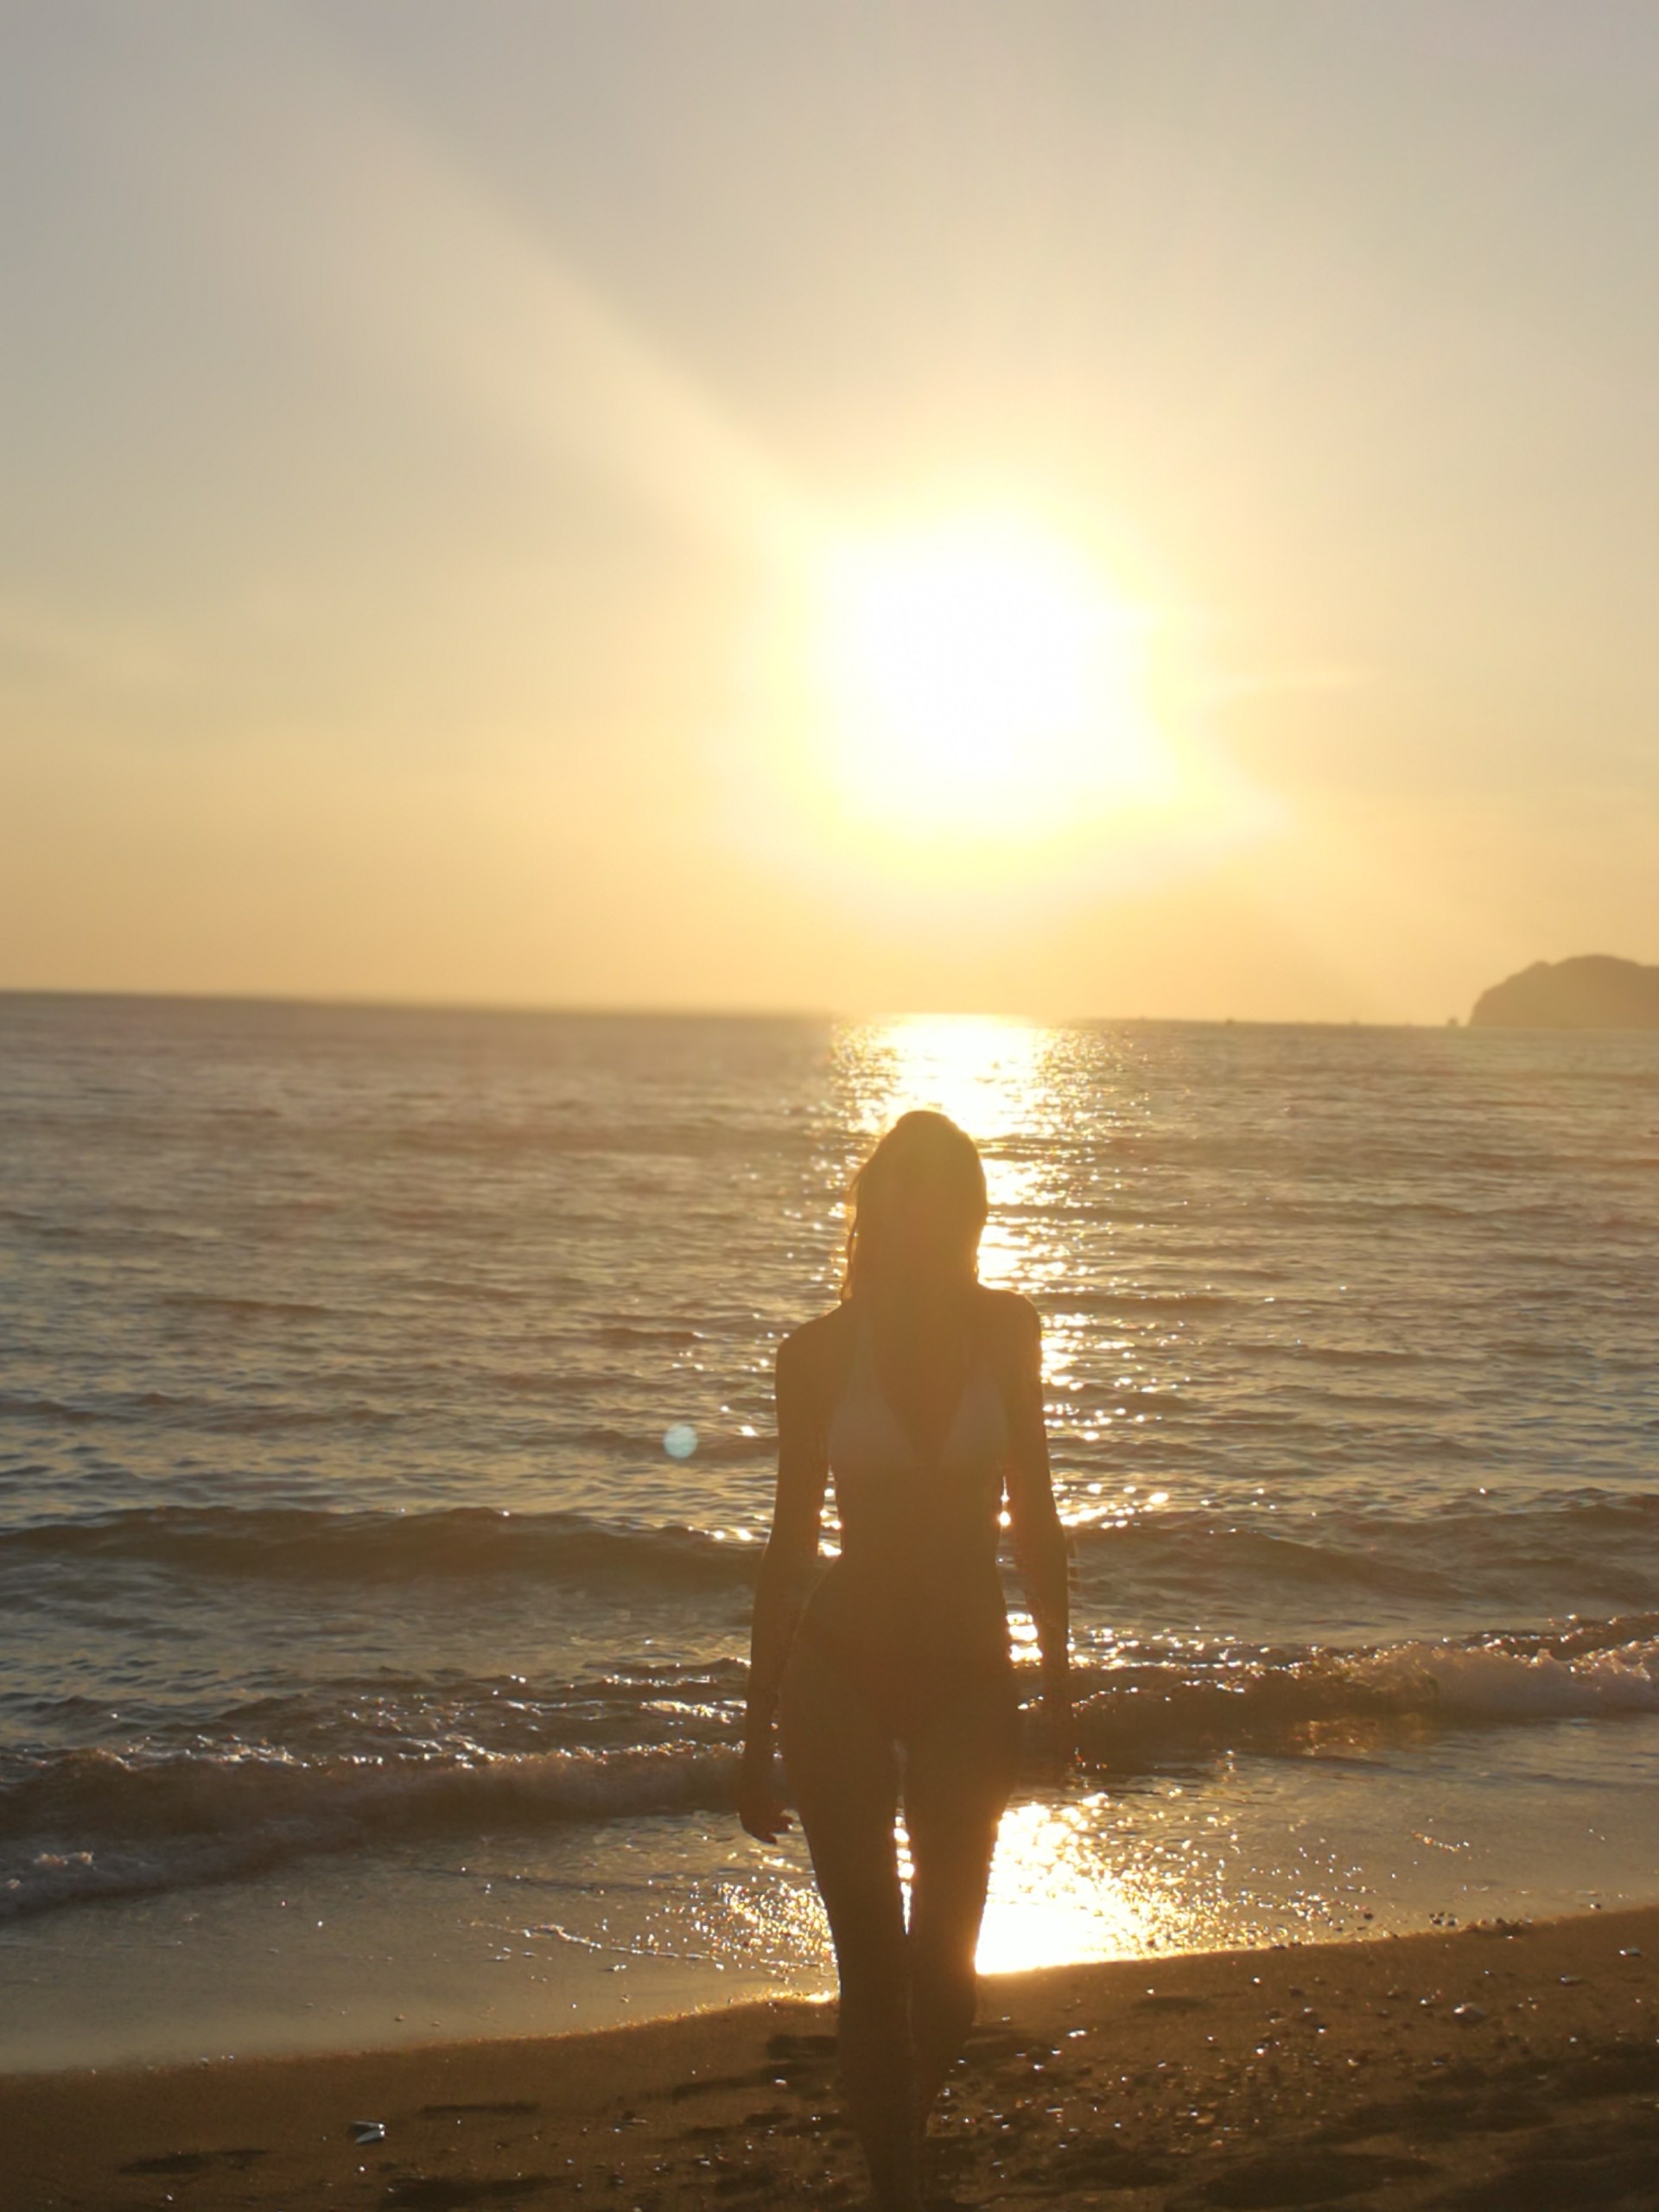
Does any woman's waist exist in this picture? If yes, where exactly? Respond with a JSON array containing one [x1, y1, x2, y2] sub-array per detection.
[[830, 1526, 1003, 1582], [804, 1557, 1008, 1648]]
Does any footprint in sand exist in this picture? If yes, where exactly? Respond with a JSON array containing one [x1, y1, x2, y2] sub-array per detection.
[[118, 2148, 268, 2177]]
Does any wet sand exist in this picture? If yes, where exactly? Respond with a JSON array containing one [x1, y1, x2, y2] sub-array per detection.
[[5, 1904, 1657, 2210]]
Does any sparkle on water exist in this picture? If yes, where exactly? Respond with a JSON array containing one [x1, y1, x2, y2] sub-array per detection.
[[836, 1012, 1077, 1301], [818, 1014, 1185, 1972], [975, 1798, 1171, 1974], [714, 1796, 1211, 1980]]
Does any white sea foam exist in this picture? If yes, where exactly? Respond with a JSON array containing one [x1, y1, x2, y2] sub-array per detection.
[[1362, 1637, 1659, 1718]]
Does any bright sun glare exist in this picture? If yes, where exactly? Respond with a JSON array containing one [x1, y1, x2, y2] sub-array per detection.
[[816, 515, 1173, 842]]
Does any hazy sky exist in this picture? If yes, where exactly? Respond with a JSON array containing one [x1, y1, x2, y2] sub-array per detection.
[[3, 1, 1656, 1021]]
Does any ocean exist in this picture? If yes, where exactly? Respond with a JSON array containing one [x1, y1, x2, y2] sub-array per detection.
[[3, 992, 1657, 2072]]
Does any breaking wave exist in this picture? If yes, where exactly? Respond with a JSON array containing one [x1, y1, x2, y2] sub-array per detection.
[[3, 1618, 1655, 1923]]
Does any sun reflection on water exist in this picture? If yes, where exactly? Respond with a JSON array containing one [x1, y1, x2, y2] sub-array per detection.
[[831, 1013, 1068, 1289], [839, 1014, 1047, 1146], [707, 1767, 1385, 1995], [810, 1015, 1206, 1978], [717, 1797, 1173, 1982], [828, 1013, 1147, 1426], [975, 1796, 1166, 1974]]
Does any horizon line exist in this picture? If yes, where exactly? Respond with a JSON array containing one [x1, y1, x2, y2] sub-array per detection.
[[0, 982, 1460, 1029]]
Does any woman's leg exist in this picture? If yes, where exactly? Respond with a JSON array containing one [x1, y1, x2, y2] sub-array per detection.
[[900, 1680, 1021, 2125], [779, 1638, 921, 2210]]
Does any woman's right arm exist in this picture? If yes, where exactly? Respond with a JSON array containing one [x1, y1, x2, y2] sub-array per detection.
[[738, 1326, 830, 1842], [1003, 1297, 1073, 1761]]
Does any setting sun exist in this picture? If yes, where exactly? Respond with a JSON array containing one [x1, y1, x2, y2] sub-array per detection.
[[813, 515, 1174, 842]]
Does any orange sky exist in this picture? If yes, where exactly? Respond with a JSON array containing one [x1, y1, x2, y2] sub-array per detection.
[[3, 3, 1656, 1021]]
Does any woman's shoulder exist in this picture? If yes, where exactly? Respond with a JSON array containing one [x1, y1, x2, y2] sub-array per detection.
[[974, 1286, 1042, 1341], [973, 1288, 1042, 1386], [775, 1302, 856, 1380]]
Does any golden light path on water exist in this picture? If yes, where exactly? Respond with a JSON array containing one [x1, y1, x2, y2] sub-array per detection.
[[731, 1792, 1250, 1981], [974, 1799, 1173, 1974], [831, 1009, 1100, 1421], [840, 1013, 1049, 1170], [823, 1012, 1171, 1975]]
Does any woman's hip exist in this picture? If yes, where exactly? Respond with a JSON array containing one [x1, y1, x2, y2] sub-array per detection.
[[782, 1611, 1016, 1751]]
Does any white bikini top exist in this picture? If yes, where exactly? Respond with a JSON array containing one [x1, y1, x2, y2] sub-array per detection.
[[827, 1304, 1009, 1503]]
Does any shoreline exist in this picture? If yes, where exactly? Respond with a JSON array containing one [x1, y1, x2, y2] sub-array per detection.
[[8, 1904, 1658, 2210]]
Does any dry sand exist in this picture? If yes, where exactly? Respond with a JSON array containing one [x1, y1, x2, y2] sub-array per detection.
[[5, 1904, 1657, 2210]]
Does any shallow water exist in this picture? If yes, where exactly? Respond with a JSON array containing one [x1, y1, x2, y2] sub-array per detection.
[[3, 994, 1657, 2065]]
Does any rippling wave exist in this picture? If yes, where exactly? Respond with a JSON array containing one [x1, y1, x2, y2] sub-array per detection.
[[4, 1494, 1657, 1616]]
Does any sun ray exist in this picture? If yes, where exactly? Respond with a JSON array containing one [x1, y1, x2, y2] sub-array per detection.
[[181, 6, 810, 563]]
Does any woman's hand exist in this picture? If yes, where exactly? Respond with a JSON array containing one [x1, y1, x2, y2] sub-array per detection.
[[1029, 1688, 1076, 1776], [737, 1738, 792, 1843]]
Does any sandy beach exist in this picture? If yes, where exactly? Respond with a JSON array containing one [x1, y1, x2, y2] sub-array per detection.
[[6, 1904, 1657, 2211]]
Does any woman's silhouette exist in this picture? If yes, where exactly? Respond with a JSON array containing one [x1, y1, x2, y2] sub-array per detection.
[[739, 1109, 1071, 2211]]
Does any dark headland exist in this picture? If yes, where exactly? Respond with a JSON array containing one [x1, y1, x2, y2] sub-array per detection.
[[1471, 953, 1659, 1029]]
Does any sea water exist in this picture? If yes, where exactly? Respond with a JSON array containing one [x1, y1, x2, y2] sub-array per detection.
[[2, 994, 1657, 2069]]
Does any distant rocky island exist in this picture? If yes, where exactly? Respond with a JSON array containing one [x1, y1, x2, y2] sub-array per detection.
[[1471, 954, 1659, 1029]]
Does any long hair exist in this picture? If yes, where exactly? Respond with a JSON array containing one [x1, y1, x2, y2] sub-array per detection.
[[839, 1109, 988, 1300]]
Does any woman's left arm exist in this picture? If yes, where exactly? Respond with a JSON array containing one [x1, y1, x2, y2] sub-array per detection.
[[738, 1327, 830, 1842], [1003, 1296, 1073, 1760]]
